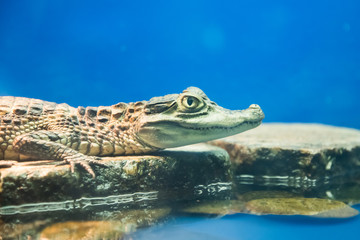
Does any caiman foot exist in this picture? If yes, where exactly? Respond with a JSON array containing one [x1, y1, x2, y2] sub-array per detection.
[[59, 154, 108, 178]]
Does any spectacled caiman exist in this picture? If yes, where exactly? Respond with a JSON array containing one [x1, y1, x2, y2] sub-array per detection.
[[0, 87, 264, 177]]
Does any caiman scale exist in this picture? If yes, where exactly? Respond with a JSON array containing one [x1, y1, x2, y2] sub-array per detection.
[[0, 87, 264, 177]]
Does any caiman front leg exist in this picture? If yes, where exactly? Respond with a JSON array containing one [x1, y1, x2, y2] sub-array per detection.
[[13, 130, 106, 178]]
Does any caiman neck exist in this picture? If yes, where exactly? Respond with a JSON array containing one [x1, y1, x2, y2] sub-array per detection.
[[108, 101, 162, 154]]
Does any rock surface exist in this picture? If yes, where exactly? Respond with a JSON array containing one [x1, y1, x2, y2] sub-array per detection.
[[38, 207, 170, 240], [0, 144, 231, 207], [1, 207, 171, 239], [39, 221, 127, 240], [180, 190, 359, 218], [238, 190, 300, 202], [245, 197, 359, 218], [210, 123, 360, 188], [181, 200, 245, 216]]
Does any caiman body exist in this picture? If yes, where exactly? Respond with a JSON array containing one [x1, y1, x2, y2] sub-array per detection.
[[0, 87, 264, 177]]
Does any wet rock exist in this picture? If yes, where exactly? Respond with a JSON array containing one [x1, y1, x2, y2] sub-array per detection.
[[39, 207, 171, 240], [0, 144, 231, 207], [179, 191, 358, 219], [39, 221, 127, 240], [181, 191, 300, 216], [238, 190, 301, 202], [1, 206, 171, 239], [245, 197, 359, 218], [181, 200, 246, 216], [109, 207, 171, 226], [210, 123, 360, 188]]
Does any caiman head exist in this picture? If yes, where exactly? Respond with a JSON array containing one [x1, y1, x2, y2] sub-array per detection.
[[135, 87, 264, 149]]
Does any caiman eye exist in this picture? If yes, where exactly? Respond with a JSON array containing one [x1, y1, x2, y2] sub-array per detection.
[[183, 96, 198, 108], [181, 95, 203, 111]]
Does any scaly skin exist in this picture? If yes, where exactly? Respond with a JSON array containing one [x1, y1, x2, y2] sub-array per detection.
[[0, 87, 264, 177]]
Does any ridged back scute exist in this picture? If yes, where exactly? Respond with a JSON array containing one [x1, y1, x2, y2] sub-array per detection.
[[54, 103, 71, 113], [12, 97, 28, 115], [77, 106, 86, 117], [97, 106, 112, 124], [85, 107, 98, 120], [111, 102, 128, 121], [42, 101, 58, 114], [0, 96, 61, 116], [134, 101, 145, 112], [28, 99, 44, 115], [121, 101, 146, 124], [0, 96, 18, 115], [76, 102, 129, 127]]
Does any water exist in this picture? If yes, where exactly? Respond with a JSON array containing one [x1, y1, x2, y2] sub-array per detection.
[[128, 209, 360, 240], [2, 179, 360, 239], [1, 1, 360, 239]]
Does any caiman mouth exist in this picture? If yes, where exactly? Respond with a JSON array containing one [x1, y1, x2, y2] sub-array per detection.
[[179, 120, 262, 131], [137, 119, 263, 149], [141, 119, 262, 132]]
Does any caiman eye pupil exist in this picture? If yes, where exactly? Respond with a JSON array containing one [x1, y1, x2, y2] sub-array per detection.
[[187, 97, 194, 106]]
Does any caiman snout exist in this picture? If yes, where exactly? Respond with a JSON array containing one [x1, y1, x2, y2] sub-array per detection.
[[236, 104, 265, 124], [248, 104, 265, 120]]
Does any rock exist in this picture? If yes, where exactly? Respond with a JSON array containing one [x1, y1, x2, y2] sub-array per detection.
[[38, 207, 171, 240], [39, 221, 127, 240], [1, 207, 171, 239], [238, 190, 301, 202], [181, 200, 245, 216], [180, 192, 359, 219], [181, 191, 300, 216], [109, 207, 171, 227], [0, 144, 231, 207], [245, 197, 359, 218], [210, 123, 360, 188]]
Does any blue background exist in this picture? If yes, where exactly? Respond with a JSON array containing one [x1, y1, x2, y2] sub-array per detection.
[[0, 0, 359, 129]]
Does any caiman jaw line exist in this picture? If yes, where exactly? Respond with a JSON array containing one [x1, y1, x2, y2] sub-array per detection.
[[181, 121, 259, 131]]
